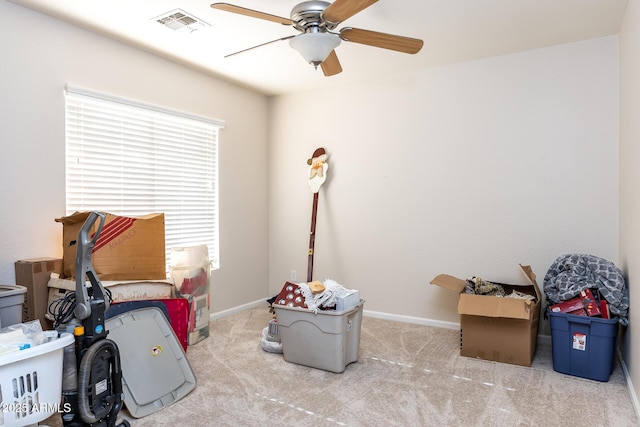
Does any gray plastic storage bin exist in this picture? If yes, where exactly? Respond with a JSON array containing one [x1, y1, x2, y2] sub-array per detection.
[[273, 300, 364, 373], [0, 285, 27, 328]]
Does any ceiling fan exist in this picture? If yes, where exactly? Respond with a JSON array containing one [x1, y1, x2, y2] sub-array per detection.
[[210, 0, 424, 76]]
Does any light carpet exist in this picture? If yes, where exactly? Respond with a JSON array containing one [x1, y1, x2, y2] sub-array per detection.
[[43, 305, 638, 427]]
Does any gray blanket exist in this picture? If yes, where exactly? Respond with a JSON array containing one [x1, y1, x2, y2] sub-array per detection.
[[543, 254, 629, 325]]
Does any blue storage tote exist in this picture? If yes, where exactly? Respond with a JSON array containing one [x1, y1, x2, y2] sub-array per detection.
[[548, 308, 618, 382]]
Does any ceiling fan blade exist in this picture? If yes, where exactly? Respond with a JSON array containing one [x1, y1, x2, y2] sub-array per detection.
[[210, 3, 294, 26], [225, 35, 295, 58], [340, 27, 423, 54], [323, 0, 378, 24], [321, 50, 342, 76]]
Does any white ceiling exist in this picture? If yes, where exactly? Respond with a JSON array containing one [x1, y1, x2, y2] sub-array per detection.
[[10, 0, 629, 96]]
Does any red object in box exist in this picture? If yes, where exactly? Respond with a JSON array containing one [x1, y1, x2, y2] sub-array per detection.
[[600, 300, 610, 319], [549, 289, 602, 318], [274, 282, 307, 308], [178, 268, 208, 296], [151, 298, 190, 352], [549, 298, 585, 315], [580, 289, 601, 317]]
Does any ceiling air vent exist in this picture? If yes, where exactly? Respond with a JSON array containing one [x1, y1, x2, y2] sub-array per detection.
[[155, 9, 210, 33]]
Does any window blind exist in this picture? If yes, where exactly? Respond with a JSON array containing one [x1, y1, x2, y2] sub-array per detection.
[[64, 85, 223, 271]]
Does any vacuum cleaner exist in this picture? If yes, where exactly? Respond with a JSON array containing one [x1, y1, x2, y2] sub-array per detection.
[[56, 211, 130, 427]]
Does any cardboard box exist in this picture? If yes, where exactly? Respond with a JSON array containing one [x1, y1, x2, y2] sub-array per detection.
[[56, 212, 166, 281], [430, 264, 541, 367], [14, 258, 62, 329]]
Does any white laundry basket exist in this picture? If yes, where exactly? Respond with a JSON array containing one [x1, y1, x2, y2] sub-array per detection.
[[0, 333, 73, 427]]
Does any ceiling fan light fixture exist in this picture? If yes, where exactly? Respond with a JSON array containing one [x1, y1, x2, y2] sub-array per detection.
[[289, 32, 341, 67]]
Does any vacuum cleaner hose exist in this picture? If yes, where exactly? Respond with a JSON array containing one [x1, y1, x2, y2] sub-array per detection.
[[77, 338, 123, 424]]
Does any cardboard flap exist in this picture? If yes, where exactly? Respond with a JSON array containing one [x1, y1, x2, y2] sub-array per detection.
[[519, 264, 541, 301], [55, 211, 92, 225], [56, 211, 163, 225], [430, 274, 466, 294], [458, 293, 535, 320]]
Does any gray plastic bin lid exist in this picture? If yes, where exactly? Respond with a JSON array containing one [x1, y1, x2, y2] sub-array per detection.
[[0, 285, 27, 329], [0, 284, 27, 297], [105, 307, 196, 418]]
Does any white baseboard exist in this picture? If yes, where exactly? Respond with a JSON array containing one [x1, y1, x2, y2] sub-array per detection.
[[209, 298, 266, 321], [362, 309, 460, 330], [621, 358, 640, 421]]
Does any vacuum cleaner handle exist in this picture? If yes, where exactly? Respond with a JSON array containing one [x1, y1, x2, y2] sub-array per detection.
[[74, 211, 106, 320], [83, 211, 105, 247]]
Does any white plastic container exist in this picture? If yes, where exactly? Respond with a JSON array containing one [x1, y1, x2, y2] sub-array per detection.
[[273, 300, 364, 373], [170, 245, 211, 345], [0, 333, 73, 426], [0, 285, 27, 329]]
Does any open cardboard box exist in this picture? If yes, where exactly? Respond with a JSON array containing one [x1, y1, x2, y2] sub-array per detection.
[[56, 211, 166, 281], [430, 264, 541, 367]]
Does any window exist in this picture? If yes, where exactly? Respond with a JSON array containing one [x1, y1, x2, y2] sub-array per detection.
[[64, 85, 224, 271]]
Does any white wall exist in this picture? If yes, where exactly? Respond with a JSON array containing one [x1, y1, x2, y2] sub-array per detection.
[[269, 37, 620, 331], [618, 0, 640, 413], [0, 1, 270, 313]]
